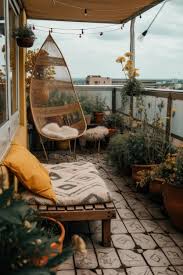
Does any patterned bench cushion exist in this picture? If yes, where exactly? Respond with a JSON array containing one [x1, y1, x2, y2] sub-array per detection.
[[22, 161, 111, 206]]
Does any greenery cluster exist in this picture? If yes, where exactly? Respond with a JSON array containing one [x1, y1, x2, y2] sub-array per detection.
[[78, 94, 95, 115], [13, 25, 35, 39], [0, 187, 72, 275], [104, 113, 124, 129], [47, 91, 74, 107], [121, 78, 144, 97], [94, 96, 106, 112], [107, 129, 176, 173]]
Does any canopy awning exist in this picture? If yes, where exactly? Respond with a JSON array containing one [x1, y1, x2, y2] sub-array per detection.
[[19, 0, 164, 23]]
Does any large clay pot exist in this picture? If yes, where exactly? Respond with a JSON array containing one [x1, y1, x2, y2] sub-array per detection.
[[33, 217, 65, 267], [149, 178, 165, 201], [132, 164, 157, 183], [93, 112, 104, 124], [163, 183, 183, 230]]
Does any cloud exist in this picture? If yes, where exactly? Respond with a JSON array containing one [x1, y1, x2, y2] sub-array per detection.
[[28, 0, 183, 79]]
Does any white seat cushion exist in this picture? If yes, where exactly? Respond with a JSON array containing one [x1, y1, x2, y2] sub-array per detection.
[[22, 161, 111, 206]]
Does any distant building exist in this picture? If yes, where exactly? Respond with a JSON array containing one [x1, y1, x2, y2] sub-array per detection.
[[86, 75, 112, 85]]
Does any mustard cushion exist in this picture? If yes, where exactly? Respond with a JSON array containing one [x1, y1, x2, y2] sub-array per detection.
[[3, 144, 56, 202]]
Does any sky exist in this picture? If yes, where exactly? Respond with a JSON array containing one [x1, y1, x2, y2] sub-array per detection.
[[29, 0, 183, 80]]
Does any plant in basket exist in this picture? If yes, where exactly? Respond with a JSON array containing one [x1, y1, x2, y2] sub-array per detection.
[[13, 25, 36, 48], [116, 52, 144, 98]]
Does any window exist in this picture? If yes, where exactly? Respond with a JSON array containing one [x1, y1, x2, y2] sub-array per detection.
[[0, 0, 20, 159], [0, 0, 7, 126], [9, 2, 19, 114]]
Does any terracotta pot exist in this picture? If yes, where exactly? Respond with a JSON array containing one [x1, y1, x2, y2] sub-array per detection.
[[85, 114, 92, 125], [33, 217, 65, 267], [132, 164, 157, 183], [56, 140, 70, 150], [149, 178, 165, 201], [108, 128, 118, 136], [16, 36, 35, 48], [163, 183, 183, 230], [93, 112, 104, 124]]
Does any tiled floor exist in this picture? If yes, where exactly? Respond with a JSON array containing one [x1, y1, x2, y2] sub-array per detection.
[[37, 151, 183, 275]]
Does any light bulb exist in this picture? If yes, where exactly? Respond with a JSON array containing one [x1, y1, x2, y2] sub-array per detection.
[[137, 30, 148, 42]]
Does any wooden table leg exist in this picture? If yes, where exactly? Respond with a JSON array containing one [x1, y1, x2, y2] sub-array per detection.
[[102, 219, 111, 247]]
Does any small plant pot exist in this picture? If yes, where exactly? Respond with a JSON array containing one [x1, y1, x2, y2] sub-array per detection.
[[132, 164, 157, 183], [16, 36, 35, 48], [85, 114, 92, 125], [93, 112, 104, 124], [56, 140, 70, 150], [108, 128, 118, 136], [163, 183, 183, 230], [33, 217, 65, 267]]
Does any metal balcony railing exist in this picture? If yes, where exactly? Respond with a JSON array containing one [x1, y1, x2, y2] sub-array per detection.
[[74, 84, 183, 143]]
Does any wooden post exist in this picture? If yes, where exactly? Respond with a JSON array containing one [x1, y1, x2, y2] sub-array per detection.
[[129, 18, 136, 124], [166, 93, 172, 142], [102, 219, 111, 247], [112, 88, 116, 113]]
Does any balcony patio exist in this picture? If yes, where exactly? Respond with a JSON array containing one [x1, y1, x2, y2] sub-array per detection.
[[1, 0, 183, 274], [32, 150, 183, 275]]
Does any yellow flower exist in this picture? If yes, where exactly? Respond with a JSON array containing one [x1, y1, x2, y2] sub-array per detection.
[[124, 52, 133, 57], [116, 56, 126, 63], [126, 60, 133, 65], [134, 72, 140, 77]]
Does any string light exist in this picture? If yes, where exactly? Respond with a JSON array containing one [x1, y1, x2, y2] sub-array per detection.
[[140, 14, 142, 19], [32, 25, 122, 37], [84, 8, 87, 16], [138, 0, 168, 42]]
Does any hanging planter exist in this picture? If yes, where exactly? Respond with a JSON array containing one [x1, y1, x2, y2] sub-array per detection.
[[13, 25, 36, 48]]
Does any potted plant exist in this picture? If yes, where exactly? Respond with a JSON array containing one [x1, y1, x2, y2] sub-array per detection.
[[79, 94, 95, 125], [0, 187, 72, 274], [107, 133, 132, 175], [116, 52, 144, 97], [13, 25, 36, 48], [104, 113, 124, 135], [160, 149, 183, 230], [93, 96, 106, 124]]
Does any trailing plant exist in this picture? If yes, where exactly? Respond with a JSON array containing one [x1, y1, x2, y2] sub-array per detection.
[[13, 25, 35, 39], [0, 186, 73, 275]]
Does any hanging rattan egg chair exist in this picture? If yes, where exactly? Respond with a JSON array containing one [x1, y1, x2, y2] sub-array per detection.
[[30, 34, 86, 159]]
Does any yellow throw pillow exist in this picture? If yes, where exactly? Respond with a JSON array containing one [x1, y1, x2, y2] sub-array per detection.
[[3, 144, 56, 202]]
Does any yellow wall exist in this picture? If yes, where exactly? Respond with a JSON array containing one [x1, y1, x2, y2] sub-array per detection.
[[13, 9, 27, 148]]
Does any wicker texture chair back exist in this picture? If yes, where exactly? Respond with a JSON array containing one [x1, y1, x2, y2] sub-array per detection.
[[30, 34, 86, 141]]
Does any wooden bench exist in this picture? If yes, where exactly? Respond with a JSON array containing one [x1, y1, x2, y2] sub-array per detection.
[[31, 202, 116, 247], [0, 165, 116, 247]]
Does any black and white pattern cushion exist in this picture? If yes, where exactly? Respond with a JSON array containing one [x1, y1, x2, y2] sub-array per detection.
[[22, 162, 111, 206]]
